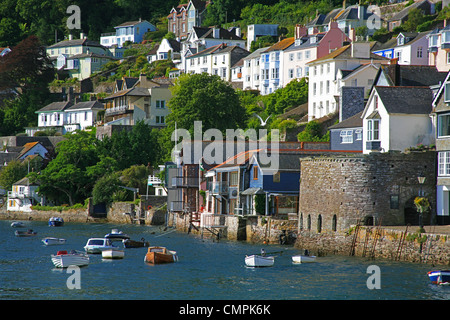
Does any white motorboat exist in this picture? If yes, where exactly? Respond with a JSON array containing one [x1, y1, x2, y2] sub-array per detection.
[[84, 238, 117, 254], [11, 221, 25, 228], [292, 255, 316, 263], [104, 229, 130, 241], [42, 237, 67, 246], [51, 250, 89, 268], [245, 255, 275, 267], [102, 248, 125, 259], [48, 217, 64, 227]]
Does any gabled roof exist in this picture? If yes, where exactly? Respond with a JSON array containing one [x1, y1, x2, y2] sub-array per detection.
[[308, 43, 389, 64], [13, 177, 38, 186], [375, 86, 433, 114], [115, 20, 153, 28], [17, 142, 44, 159], [103, 87, 150, 100], [264, 37, 295, 52], [191, 26, 244, 41], [375, 64, 446, 87]]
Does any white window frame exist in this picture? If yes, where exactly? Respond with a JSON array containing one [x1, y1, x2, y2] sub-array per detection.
[[367, 119, 380, 141], [439, 151, 450, 176]]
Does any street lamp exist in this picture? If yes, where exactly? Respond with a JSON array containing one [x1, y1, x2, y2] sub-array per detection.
[[417, 176, 426, 229]]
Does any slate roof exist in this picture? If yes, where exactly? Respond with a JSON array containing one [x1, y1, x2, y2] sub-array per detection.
[[308, 44, 389, 64], [47, 38, 104, 49], [65, 101, 105, 111], [37, 101, 73, 113], [376, 86, 433, 114], [375, 64, 447, 87], [329, 111, 363, 129], [103, 87, 151, 100], [191, 27, 244, 41], [390, 0, 431, 21]]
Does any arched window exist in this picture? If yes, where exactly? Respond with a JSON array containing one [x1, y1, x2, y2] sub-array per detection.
[[317, 214, 322, 233]]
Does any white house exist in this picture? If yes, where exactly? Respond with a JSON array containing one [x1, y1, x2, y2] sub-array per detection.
[[7, 177, 43, 212], [185, 43, 250, 81], [147, 38, 181, 64], [241, 47, 270, 91], [307, 42, 389, 121], [259, 37, 295, 95], [32, 100, 104, 135], [246, 24, 278, 51], [100, 19, 157, 48], [362, 86, 434, 154]]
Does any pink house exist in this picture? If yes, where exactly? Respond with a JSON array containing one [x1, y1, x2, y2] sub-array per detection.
[[282, 21, 351, 85]]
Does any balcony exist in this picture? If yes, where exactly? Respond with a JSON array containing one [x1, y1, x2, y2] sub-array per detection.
[[212, 182, 229, 195], [169, 201, 197, 212], [171, 176, 199, 188], [105, 105, 131, 115]]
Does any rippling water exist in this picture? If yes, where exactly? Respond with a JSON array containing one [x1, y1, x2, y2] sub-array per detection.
[[0, 220, 448, 301]]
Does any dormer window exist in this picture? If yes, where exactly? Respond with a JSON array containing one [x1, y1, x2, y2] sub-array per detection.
[[443, 31, 450, 44], [429, 35, 439, 47], [397, 36, 404, 46], [310, 36, 316, 44], [445, 82, 450, 102]]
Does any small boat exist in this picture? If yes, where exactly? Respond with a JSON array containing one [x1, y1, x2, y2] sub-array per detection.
[[48, 217, 64, 227], [11, 221, 25, 228], [123, 238, 149, 248], [15, 229, 37, 237], [245, 255, 275, 267], [51, 250, 89, 268], [84, 238, 117, 254], [42, 237, 67, 246], [427, 270, 450, 285], [104, 229, 130, 240], [144, 246, 178, 264], [102, 248, 125, 259], [292, 255, 316, 263]]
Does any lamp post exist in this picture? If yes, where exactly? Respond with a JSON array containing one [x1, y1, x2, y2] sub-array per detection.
[[417, 176, 426, 228]]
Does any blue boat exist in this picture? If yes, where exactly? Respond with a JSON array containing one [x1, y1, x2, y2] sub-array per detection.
[[48, 217, 64, 227], [427, 270, 450, 285]]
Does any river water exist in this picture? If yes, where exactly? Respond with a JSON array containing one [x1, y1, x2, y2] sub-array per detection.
[[0, 220, 448, 302]]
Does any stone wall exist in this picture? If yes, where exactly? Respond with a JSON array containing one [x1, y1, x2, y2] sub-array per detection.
[[299, 151, 437, 233], [294, 226, 450, 266], [0, 207, 94, 223]]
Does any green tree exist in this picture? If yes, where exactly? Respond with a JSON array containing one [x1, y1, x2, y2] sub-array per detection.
[[92, 172, 121, 205], [0, 160, 27, 193], [297, 120, 329, 142], [35, 130, 100, 205]]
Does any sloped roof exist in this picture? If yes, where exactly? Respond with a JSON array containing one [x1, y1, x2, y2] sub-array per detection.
[[376, 64, 447, 87], [390, 0, 431, 21], [308, 43, 389, 64], [264, 37, 295, 52], [65, 101, 104, 111], [37, 101, 73, 113], [329, 111, 363, 129], [48, 38, 104, 49], [376, 86, 433, 114]]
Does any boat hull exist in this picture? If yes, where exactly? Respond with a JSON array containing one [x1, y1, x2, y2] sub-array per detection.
[[245, 255, 274, 267], [42, 237, 66, 246], [292, 255, 316, 263], [48, 217, 64, 227], [123, 239, 149, 248], [144, 247, 177, 264], [11, 222, 25, 228], [428, 270, 450, 285], [15, 230, 37, 237], [51, 251, 89, 268], [102, 249, 125, 259]]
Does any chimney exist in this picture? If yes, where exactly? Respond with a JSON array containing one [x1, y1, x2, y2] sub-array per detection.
[[295, 24, 307, 39], [343, 0, 346, 8], [235, 27, 241, 38], [351, 42, 370, 58], [68, 34, 73, 41], [328, 21, 338, 30], [349, 28, 356, 42], [358, 5, 366, 21], [68, 87, 74, 102], [80, 32, 86, 39]]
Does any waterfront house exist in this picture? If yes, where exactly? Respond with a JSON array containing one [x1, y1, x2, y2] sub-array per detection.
[[427, 22, 450, 72], [167, 0, 209, 41], [329, 111, 364, 152], [7, 177, 43, 212], [184, 44, 250, 82], [281, 22, 351, 90], [180, 26, 245, 72], [259, 37, 295, 95], [431, 71, 450, 224], [372, 32, 429, 65], [307, 42, 389, 121], [32, 99, 104, 135], [100, 19, 157, 48], [102, 74, 172, 127], [362, 86, 434, 154], [147, 38, 181, 64]]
